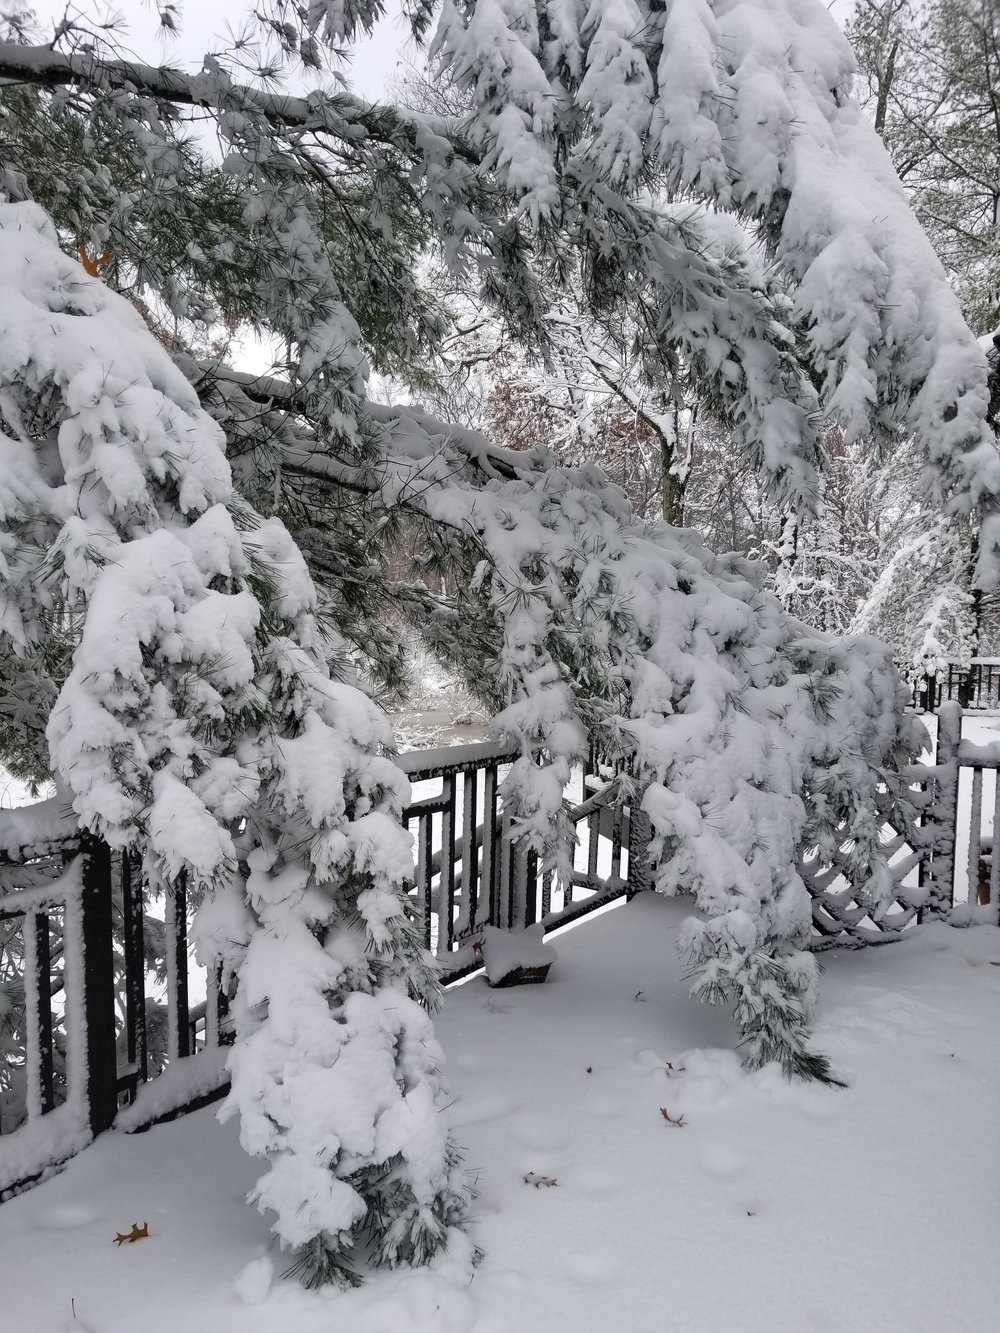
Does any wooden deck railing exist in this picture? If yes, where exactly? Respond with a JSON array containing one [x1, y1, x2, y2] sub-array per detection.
[[0, 745, 649, 1197], [4, 713, 995, 1201], [914, 660, 1000, 712], [397, 742, 650, 982], [0, 820, 232, 1200]]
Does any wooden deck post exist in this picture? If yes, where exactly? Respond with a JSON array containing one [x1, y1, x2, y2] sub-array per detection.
[[168, 869, 191, 1060], [122, 850, 148, 1089], [80, 833, 118, 1137], [925, 702, 961, 919]]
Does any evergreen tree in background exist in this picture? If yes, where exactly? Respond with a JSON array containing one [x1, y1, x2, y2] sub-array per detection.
[[844, 0, 1000, 659]]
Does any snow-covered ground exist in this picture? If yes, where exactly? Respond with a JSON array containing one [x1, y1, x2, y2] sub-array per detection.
[[2, 893, 998, 1333]]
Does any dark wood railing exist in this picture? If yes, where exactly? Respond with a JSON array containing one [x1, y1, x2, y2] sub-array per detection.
[[397, 742, 650, 982], [0, 745, 648, 1198], [0, 834, 112, 1192], [915, 660, 1000, 712], [0, 821, 231, 1200]]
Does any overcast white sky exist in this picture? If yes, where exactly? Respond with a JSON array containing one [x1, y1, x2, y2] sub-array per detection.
[[30, 0, 419, 101]]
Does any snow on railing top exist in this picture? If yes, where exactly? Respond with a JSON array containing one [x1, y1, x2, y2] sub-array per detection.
[[957, 740, 1000, 767], [0, 854, 81, 919], [0, 796, 77, 859], [395, 738, 517, 780]]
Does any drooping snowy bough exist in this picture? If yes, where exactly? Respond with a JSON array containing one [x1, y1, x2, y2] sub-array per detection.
[[0, 202, 468, 1286], [431, 0, 1000, 559], [192, 362, 927, 1082], [360, 409, 929, 1080]]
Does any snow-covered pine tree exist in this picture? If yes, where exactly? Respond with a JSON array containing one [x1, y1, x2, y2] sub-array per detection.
[[386, 30, 1000, 657], [365, 410, 930, 1081], [3, 3, 990, 539], [0, 199, 468, 1285]]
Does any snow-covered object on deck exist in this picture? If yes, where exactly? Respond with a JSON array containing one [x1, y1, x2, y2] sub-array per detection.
[[478, 924, 557, 985], [0, 201, 468, 1283]]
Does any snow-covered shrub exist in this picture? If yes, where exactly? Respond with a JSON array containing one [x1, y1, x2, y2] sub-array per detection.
[[0, 201, 468, 1286]]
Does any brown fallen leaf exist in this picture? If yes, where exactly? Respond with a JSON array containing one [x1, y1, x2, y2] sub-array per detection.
[[113, 1222, 149, 1247], [660, 1107, 686, 1128], [78, 244, 114, 279]]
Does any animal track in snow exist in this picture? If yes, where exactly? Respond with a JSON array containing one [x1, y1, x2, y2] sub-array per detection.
[[583, 1096, 624, 1119], [449, 1093, 517, 1127], [630, 1047, 669, 1076], [508, 1111, 563, 1150], [33, 1203, 99, 1230]]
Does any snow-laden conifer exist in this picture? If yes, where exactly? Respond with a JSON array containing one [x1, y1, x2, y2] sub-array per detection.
[[352, 407, 926, 1081], [0, 199, 468, 1286]]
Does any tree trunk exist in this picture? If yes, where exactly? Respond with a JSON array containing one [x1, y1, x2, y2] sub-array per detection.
[[660, 402, 687, 527], [661, 458, 686, 527]]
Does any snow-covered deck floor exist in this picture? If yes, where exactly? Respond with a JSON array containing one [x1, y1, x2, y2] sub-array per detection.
[[3, 893, 999, 1333]]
